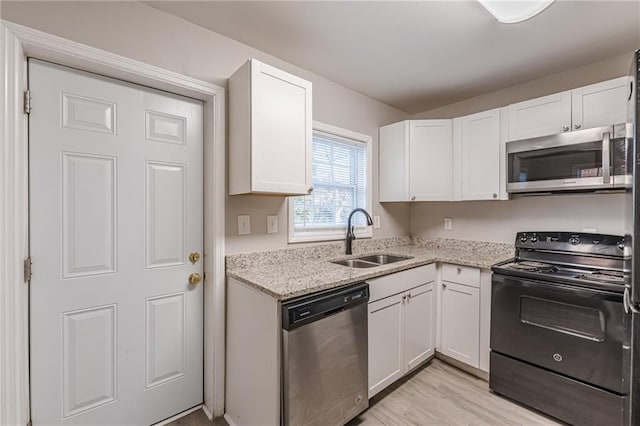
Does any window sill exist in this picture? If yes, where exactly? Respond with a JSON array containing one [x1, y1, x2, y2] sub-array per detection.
[[288, 228, 372, 244]]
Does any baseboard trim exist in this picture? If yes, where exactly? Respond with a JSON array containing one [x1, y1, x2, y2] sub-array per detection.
[[154, 404, 203, 426], [224, 413, 238, 426], [436, 351, 489, 381], [202, 404, 214, 420]]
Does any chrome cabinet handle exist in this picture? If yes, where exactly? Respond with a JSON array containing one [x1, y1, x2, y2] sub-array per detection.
[[457, 267, 462, 273], [308, 186, 314, 193], [562, 125, 570, 132], [492, 193, 497, 199], [402, 295, 407, 303], [411, 196, 416, 201], [442, 283, 447, 288], [574, 123, 582, 130]]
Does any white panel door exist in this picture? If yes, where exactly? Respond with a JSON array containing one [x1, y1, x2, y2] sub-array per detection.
[[508, 91, 572, 140], [368, 293, 404, 398], [440, 281, 480, 368], [572, 77, 630, 130], [409, 119, 453, 201], [403, 283, 435, 371], [29, 60, 204, 425], [460, 109, 501, 200]]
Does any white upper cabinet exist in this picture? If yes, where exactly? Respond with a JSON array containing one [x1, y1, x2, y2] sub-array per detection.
[[229, 59, 312, 195], [379, 119, 453, 202], [508, 77, 629, 141], [379, 121, 410, 202], [454, 109, 501, 201], [572, 77, 629, 130], [410, 120, 453, 201], [508, 91, 572, 141]]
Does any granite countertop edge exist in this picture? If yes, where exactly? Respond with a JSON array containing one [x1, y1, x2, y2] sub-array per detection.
[[226, 241, 514, 301]]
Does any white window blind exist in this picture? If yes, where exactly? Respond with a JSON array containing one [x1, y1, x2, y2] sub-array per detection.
[[291, 127, 370, 242]]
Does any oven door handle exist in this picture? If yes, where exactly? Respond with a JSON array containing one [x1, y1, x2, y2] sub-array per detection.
[[624, 287, 640, 314], [602, 131, 611, 184]]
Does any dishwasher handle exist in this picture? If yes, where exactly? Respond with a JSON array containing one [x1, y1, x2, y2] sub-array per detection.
[[282, 282, 369, 331]]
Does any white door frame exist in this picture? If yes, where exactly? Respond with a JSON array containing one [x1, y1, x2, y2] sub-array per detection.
[[0, 20, 226, 425]]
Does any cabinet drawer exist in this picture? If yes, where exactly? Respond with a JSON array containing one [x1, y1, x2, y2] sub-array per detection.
[[442, 264, 480, 288], [367, 264, 436, 303]]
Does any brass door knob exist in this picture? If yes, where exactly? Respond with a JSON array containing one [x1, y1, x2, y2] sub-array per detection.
[[188, 272, 202, 285], [189, 252, 201, 264]]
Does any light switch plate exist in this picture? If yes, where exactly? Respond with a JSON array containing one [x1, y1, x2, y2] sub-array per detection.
[[444, 217, 453, 230], [267, 215, 278, 234], [238, 215, 251, 235], [373, 216, 381, 229]]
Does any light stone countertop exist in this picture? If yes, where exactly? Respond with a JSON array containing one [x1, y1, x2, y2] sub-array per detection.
[[225, 237, 514, 301]]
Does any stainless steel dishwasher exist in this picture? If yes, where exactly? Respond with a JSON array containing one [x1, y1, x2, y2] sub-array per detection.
[[281, 282, 369, 426]]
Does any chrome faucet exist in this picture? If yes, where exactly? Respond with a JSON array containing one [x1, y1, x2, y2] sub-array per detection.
[[345, 208, 373, 255]]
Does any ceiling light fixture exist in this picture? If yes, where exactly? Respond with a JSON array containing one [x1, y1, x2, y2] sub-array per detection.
[[477, 0, 555, 24]]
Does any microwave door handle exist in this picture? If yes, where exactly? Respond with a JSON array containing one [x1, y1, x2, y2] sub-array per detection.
[[602, 131, 611, 184]]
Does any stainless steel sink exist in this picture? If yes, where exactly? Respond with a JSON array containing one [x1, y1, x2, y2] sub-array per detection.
[[331, 259, 380, 268], [331, 254, 413, 268], [357, 254, 412, 265]]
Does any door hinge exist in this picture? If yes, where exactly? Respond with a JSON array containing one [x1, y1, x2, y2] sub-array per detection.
[[24, 257, 32, 283], [23, 90, 31, 114]]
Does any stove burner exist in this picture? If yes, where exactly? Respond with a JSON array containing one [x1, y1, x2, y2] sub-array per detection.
[[577, 270, 627, 284], [506, 261, 557, 273]]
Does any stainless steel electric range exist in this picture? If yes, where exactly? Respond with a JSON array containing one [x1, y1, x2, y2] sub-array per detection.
[[490, 231, 630, 426]]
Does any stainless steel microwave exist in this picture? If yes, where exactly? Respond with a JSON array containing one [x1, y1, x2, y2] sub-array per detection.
[[506, 124, 630, 194]]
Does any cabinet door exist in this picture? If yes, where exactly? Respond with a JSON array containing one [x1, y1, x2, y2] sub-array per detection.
[[251, 60, 312, 194], [379, 121, 410, 202], [440, 281, 480, 368], [404, 283, 435, 371], [572, 77, 629, 130], [409, 120, 453, 201], [459, 109, 500, 200], [508, 91, 572, 141], [368, 293, 404, 398]]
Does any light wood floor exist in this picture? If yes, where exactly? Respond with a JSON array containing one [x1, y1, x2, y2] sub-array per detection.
[[167, 359, 561, 426]]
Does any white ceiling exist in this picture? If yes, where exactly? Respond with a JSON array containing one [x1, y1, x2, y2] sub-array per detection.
[[148, 1, 640, 114]]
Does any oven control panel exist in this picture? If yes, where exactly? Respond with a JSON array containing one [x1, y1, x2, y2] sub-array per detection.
[[515, 232, 628, 257]]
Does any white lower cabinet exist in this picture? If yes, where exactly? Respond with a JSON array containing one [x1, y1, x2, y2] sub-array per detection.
[[368, 293, 404, 397], [367, 265, 436, 398], [440, 281, 480, 368], [404, 284, 435, 370]]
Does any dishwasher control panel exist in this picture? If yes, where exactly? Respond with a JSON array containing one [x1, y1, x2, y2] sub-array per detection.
[[282, 283, 369, 331]]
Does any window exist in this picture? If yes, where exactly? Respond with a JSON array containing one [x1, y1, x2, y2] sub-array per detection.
[[289, 122, 372, 243]]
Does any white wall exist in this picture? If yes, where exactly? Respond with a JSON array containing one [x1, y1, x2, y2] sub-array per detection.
[[413, 51, 632, 120], [0, 1, 411, 254], [411, 193, 626, 244]]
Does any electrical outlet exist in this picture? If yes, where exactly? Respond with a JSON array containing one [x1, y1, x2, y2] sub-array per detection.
[[238, 215, 251, 235], [444, 217, 453, 230], [267, 215, 278, 234], [373, 216, 381, 229]]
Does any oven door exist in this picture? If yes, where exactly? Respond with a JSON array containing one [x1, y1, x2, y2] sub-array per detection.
[[491, 274, 626, 394], [507, 125, 613, 193]]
